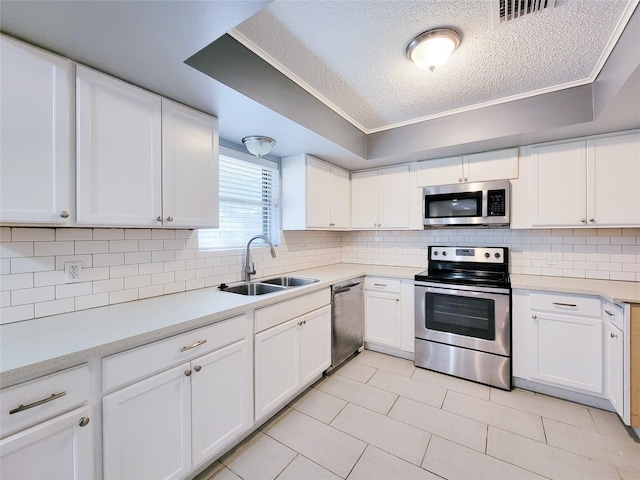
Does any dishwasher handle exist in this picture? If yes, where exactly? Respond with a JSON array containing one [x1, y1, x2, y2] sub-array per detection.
[[333, 281, 362, 295]]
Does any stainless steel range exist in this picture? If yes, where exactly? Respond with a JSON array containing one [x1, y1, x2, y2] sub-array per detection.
[[414, 246, 511, 390]]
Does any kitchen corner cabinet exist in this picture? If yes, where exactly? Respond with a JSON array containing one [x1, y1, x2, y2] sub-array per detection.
[[416, 148, 518, 187], [0, 35, 74, 225], [102, 316, 251, 480], [281, 154, 350, 230], [351, 164, 417, 230], [76, 66, 219, 228], [603, 301, 628, 423], [254, 290, 331, 421], [0, 365, 93, 480], [528, 132, 640, 227]]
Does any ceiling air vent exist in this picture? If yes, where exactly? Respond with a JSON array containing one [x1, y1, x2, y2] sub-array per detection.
[[493, 0, 556, 27]]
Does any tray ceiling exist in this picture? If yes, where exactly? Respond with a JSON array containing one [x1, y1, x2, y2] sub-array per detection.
[[233, 0, 638, 134]]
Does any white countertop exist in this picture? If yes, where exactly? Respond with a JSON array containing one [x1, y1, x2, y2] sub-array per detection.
[[0, 263, 420, 387], [2, 263, 638, 388]]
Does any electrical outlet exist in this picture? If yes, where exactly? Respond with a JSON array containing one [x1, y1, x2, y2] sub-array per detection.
[[64, 262, 82, 283], [546, 253, 557, 265]]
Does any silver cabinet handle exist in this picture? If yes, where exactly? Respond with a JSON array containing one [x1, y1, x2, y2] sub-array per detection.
[[59, 211, 69, 218], [553, 302, 577, 307], [194, 365, 202, 372], [156, 216, 162, 222], [9, 391, 67, 414], [185, 369, 192, 377], [329, 223, 335, 227], [463, 177, 468, 182], [458, 177, 463, 182], [610, 332, 618, 339], [180, 339, 207, 352], [589, 218, 595, 223], [581, 218, 587, 223], [166, 216, 174, 222], [374, 283, 387, 287], [78, 417, 90, 427], [604, 309, 614, 317], [396, 298, 400, 302], [532, 315, 537, 319]]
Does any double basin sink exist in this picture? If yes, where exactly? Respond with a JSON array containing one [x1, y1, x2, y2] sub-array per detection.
[[219, 276, 319, 296]]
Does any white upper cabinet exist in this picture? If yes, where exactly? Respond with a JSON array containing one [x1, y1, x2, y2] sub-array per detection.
[[352, 164, 418, 229], [417, 148, 518, 187], [161, 99, 219, 228], [281, 154, 350, 230], [0, 36, 73, 225], [528, 132, 640, 227], [76, 66, 219, 228], [76, 65, 163, 226]]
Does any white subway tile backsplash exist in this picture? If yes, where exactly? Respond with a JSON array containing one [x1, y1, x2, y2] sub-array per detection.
[[34, 241, 74, 256], [139, 262, 164, 275], [163, 281, 185, 295], [0, 259, 10, 275], [11, 257, 55, 273], [152, 272, 174, 285], [0, 227, 11, 242], [75, 293, 109, 311], [125, 275, 152, 289], [11, 228, 55, 241], [35, 298, 74, 317], [93, 278, 124, 294], [152, 229, 175, 239], [0, 242, 34, 258], [1, 291, 11, 308], [139, 239, 164, 251], [152, 250, 174, 262], [12, 286, 55, 306], [0, 304, 34, 324], [139, 284, 164, 299], [75, 240, 109, 255], [93, 229, 124, 240], [109, 288, 139, 304], [55, 255, 93, 270], [93, 253, 125, 267], [1, 273, 34, 291], [125, 229, 152, 240], [109, 240, 139, 253], [125, 251, 152, 264], [163, 239, 186, 250], [82, 267, 110, 282], [56, 282, 93, 299], [56, 228, 92, 241], [109, 264, 139, 278]]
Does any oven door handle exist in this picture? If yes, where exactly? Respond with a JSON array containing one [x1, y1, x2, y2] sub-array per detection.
[[414, 281, 510, 295]]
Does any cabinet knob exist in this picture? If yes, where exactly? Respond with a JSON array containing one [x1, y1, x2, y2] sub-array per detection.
[[166, 216, 174, 222], [580, 218, 587, 223], [194, 365, 202, 372], [458, 177, 463, 182], [156, 216, 162, 222], [463, 177, 468, 182], [330, 223, 335, 227], [589, 218, 595, 223], [532, 315, 537, 319], [396, 298, 400, 302], [78, 417, 90, 427], [60, 211, 70, 219], [610, 332, 618, 339], [185, 369, 192, 377]]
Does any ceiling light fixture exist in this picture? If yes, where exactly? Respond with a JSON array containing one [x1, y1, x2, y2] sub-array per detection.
[[407, 28, 461, 71], [242, 136, 276, 157]]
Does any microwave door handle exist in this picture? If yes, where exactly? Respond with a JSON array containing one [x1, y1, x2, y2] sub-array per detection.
[[482, 189, 488, 218]]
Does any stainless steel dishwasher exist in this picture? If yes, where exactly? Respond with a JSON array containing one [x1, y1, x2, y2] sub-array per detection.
[[330, 277, 364, 371]]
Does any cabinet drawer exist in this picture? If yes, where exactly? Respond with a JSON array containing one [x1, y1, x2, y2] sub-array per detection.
[[1, 364, 89, 438], [102, 315, 248, 392], [255, 289, 330, 333], [602, 301, 624, 330], [364, 277, 401, 293], [530, 292, 601, 318]]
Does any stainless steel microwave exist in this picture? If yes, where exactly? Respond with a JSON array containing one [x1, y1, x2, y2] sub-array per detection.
[[422, 180, 510, 226]]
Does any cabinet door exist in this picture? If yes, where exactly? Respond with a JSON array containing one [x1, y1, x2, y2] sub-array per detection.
[[605, 321, 624, 417], [191, 339, 251, 466], [351, 170, 378, 229], [330, 167, 351, 228], [162, 99, 219, 228], [254, 319, 299, 421], [416, 156, 462, 187], [0, 36, 73, 224], [306, 157, 332, 228], [530, 142, 587, 226], [530, 312, 602, 393], [76, 66, 162, 226], [464, 148, 519, 182], [587, 134, 640, 226], [378, 165, 411, 229], [103, 363, 191, 480], [0, 406, 93, 480], [299, 306, 332, 386], [364, 291, 402, 348]]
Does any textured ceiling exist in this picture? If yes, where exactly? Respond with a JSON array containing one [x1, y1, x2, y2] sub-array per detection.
[[233, 0, 637, 133]]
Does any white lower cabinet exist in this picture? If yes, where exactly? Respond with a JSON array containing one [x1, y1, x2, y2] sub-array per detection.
[[102, 316, 251, 480], [254, 304, 331, 421], [605, 320, 624, 414], [0, 365, 93, 480], [1, 406, 94, 480]]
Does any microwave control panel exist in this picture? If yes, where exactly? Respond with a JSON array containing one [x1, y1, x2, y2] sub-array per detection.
[[488, 189, 506, 217]]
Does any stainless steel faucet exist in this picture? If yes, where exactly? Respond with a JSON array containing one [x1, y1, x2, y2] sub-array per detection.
[[244, 235, 276, 282]]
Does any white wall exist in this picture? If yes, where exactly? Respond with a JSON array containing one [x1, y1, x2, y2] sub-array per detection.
[[2, 226, 639, 325]]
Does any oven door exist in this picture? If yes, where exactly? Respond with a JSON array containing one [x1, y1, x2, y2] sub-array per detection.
[[415, 282, 510, 356]]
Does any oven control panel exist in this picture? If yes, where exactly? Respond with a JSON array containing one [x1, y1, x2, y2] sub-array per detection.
[[429, 246, 506, 263]]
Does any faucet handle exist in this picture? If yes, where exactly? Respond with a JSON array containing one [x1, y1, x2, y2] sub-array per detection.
[[248, 262, 256, 275]]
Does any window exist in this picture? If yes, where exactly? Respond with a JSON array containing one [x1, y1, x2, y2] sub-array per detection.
[[198, 146, 280, 249]]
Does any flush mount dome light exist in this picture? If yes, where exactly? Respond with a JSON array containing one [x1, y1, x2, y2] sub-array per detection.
[[407, 28, 461, 71], [242, 136, 276, 157]]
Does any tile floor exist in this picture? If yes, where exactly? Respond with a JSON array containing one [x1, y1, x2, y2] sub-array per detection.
[[197, 350, 640, 480]]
